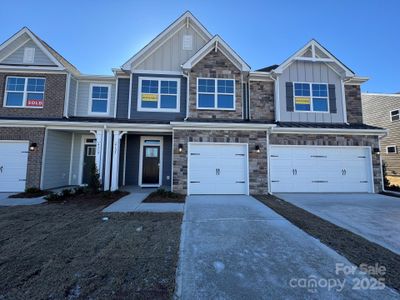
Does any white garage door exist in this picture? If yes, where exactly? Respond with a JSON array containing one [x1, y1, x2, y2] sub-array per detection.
[[0, 141, 29, 192], [188, 143, 248, 195], [270, 146, 373, 193]]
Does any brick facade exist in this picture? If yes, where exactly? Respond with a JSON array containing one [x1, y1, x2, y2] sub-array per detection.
[[249, 80, 274, 121], [269, 133, 382, 192], [0, 127, 45, 188], [173, 129, 268, 195], [188, 50, 243, 119], [0, 73, 66, 118], [345, 85, 363, 124]]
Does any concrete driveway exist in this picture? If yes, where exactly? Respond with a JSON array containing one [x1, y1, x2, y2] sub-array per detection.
[[176, 195, 398, 299], [277, 193, 400, 254]]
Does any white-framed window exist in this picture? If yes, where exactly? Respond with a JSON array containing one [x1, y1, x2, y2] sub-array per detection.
[[138, 77, 180, 112], [197, 78, 235, 110], [390, 109, 399, 121], [386, 145, 397, 154], [4, 76, 45, 108], [89, 84, 110, 114], [294, 82, 329, 112]]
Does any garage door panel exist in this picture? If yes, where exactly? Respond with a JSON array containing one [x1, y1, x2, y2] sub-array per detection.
[[0, 141, 29, 192], [270, 146, 373, 193], [188, 143, 248, 195]]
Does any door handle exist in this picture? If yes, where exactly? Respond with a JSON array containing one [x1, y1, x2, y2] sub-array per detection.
[[216, 168, 220, 175], [0, 166, 3, 173], [341, 169, 347, 175], [292, 169, 297, 175]]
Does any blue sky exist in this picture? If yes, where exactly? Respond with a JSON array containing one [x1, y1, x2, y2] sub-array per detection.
[[0, 0, 399, 93]]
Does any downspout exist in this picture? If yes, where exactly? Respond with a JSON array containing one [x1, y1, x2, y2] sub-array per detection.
[[379, 131, 389, 193], [270, 73, 279, 122], [63, 73, 71, 118], [182, 70, 190, 120], [342, 77, 351, 124]]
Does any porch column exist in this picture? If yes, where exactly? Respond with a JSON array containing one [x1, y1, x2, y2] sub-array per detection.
[[111, 131, 127, 191], [104, 130, 113, 191], [91, 129, 104, 181]]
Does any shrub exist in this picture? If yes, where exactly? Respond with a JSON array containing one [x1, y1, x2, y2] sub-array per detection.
[[44, 192, 63, 202], [73, 186, 86, 195], [25, 187, 43, 194], [152, 188, 180, 199], [88, 163, 101, 193], [61, 188, 73, 198]]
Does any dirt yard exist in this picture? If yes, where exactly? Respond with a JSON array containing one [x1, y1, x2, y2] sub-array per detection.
[[254, 194, 400, 292], [0, 197, 182, 299], [388, 176, 400, 187]]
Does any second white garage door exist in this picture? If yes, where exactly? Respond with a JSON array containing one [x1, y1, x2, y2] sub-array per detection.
[[270, 146, 373, 193], [0, 141, 29, 192], [188, 143, 248, 195]]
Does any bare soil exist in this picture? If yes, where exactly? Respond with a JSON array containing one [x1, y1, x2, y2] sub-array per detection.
[[0, 194, 182, 299], [254, 194, 400, 292]]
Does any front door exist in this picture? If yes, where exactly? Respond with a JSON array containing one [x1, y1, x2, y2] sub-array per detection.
[[142, 145, 160, 185], [140, 136, 163, 187], [82, 142, 96, 185]]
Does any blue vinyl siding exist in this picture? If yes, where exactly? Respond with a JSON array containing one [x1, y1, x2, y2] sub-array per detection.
[[116, 78, 130, 118]]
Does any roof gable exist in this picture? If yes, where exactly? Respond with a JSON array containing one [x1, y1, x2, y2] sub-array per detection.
[[121, 11, 213, 71], [274, 39, 355, 78], [182, 35, 250, 72], [0, 27, 80, 75]]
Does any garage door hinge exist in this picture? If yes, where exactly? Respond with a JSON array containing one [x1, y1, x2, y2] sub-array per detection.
[[271, 180, 280, 183], [312, 180, 328, 183], [21, 151, 29, 154], [360, 181, 368, 183], [236, 181, 245, 183], [358, 156, 366, 158], [190, 181, 200, 183], [19, 179, 27, 181], [235, 154, 245, 156], [310, 155, 327, 158], [190, 153, 200, 156], [270, 155, 279, 157]]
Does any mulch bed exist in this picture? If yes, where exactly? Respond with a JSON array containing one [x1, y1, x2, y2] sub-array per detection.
[[254, 194, 400, 292], [143, 192, 186, 203], [0, 193, 182, 299], [46, 191, 130, 206]]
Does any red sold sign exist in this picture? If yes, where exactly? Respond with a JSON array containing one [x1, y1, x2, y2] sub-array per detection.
[[27, 99, 43, 107]]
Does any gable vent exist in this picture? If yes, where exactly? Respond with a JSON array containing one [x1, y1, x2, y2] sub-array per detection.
[[23, 47, 35, 63], [183, 35, 193, 51]]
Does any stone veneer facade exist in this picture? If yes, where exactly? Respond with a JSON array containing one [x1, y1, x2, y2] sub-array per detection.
[[188, 50, 243, 119], [269, 133, 382, 192], [345, 85, 363, 124], [249, 80, 274, 121], [173, 129, 268, 195], [0, 73, 66, 118], [0, 127, 45, 188]]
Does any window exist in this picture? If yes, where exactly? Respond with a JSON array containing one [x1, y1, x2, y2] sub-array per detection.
[[4, 76, 45, 108], [387, 145, 397, 154], [197, 78, 235, 110], [138, 77, 180, 112], [294, 82, 329, 112], [390, 110, 399, 121], [86, 146, 96, 156], [23, 47, 35, 63], [90, 84, 110, 114]]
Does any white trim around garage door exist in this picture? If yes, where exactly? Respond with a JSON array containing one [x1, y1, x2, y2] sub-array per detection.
[[269, 144, 375, 193], [187, 142, 250, 195]]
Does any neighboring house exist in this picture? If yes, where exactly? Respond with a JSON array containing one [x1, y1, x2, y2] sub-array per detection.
[[0, 11, 385, 194], [362, 93, 400, 177]]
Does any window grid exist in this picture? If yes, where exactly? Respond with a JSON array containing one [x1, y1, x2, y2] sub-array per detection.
[[386, 145, 397, 154], [4, 76, 45, 108], [390, 110, 399, 122], [293, 82, 329, 113], [90, 85, 110, 114], [197, 78, 235, 110], [138, 78, 180, 112]]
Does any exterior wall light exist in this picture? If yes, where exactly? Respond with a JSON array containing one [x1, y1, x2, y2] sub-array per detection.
[[373, 148, 380, 155], [255, 145, 260, 153], [178, 144, 183, 153], [29, 143, 37, 152]]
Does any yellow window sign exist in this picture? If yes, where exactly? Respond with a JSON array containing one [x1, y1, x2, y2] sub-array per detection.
[[142, 93, 158, 101], [295, 97, 310, 105]]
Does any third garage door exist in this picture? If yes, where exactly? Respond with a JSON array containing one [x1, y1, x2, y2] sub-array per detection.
[[188, 143, 248, 195], [270, 146, 373, 193]]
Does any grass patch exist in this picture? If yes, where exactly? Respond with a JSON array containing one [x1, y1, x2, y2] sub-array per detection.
[[9, 187, 50, 199], [0, 199, 182, 299], [254, 194, 400, 292], [143, 188, 186, 203]]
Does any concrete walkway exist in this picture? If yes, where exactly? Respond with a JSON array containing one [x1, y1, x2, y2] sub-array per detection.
[[176, 195, 398, 299], [277, 193, 400, 255], [0, 193, 46, 206], [102, 188, 184, 213]]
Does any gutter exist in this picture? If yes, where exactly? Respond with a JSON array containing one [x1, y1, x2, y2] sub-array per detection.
[[171, 121, 276, 130], [272, 126, 388, 136]]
